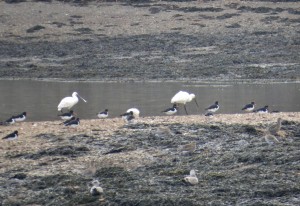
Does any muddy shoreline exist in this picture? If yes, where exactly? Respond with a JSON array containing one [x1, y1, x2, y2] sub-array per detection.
[[1, 113, 300, 205], [0, 0, 299, 81]]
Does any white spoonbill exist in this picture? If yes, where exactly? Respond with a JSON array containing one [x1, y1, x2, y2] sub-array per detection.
[[58, 92, 87, 112], [171, 91, 199, 115]]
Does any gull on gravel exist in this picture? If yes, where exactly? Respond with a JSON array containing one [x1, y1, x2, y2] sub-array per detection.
[[183, 169, 198, 185]]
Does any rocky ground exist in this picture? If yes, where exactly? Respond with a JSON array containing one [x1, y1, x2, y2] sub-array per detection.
[[0, 112, 300, 205], [0, 0, 299, 81]]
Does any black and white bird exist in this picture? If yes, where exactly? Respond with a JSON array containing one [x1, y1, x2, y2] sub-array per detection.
[[90, 180, 104, 196], [61, 116, 76, 125], [2, 131, 18, 141], [205, 101, 219, 113], [162, 104, 178, 115], [0, 117, 15, 125], [126, 108, 140, 118], [171, 91, 199, 115], [58, 110, 75, 120], [97, 109, 108, 119], [120, 111, 132, 119], [12, 112, 27, 122], [120, 111, 135, 123], [254, 105, 269, 113], [125, 111, 135, 123], [64, 118, 80, 127], [242, 102, 255, 112]]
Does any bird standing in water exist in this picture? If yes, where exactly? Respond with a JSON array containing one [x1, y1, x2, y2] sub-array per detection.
[[171, 91, 199, 115], [58, 92, 87, 112]]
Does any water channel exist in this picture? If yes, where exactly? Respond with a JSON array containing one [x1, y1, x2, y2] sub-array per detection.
[[0, 80, 299, 122]]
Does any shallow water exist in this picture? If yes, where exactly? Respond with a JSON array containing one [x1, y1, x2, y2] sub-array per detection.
[[0, 80, 299, 121]]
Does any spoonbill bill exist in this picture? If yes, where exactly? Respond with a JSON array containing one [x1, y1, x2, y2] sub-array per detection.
[[162, 104, 177, 115], [205, 101, 219, 113], [2, 131, 18, 141], [58, 110, 75, 120], [97, 109, 108, 119], [58, 92, 87, 112], [242, 102, 255, 112], [12, 112, 27, 122], [171, 91, 199, 115], [183, 169, 199, 185]]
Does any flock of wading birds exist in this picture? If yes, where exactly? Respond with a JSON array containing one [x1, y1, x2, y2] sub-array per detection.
[[1, 91, 282, 140], [0, 91, 285, 191]]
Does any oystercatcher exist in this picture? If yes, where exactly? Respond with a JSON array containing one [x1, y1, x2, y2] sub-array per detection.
[[162, 104, 177, 115], [2, 131, 18, 141], [97, 109, 108, 119]]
